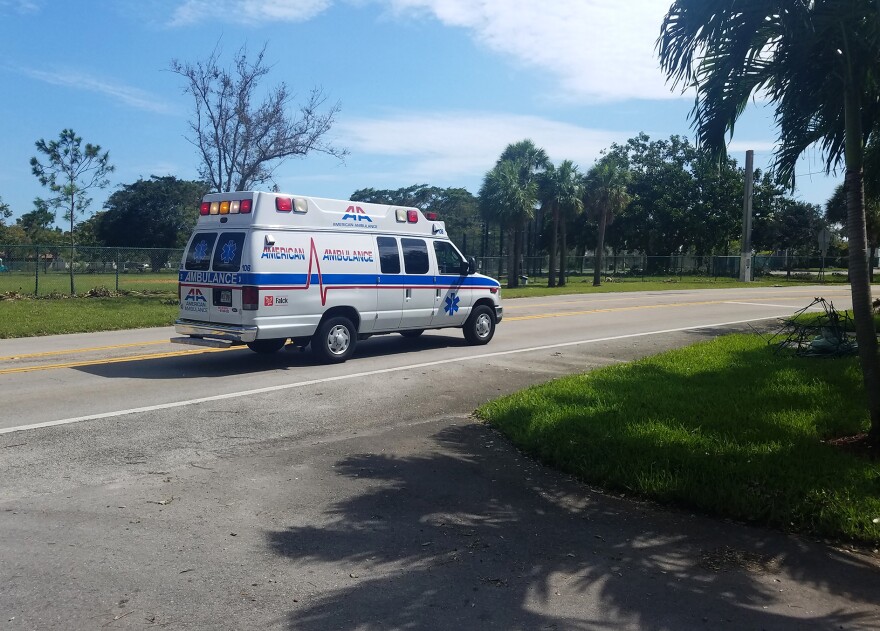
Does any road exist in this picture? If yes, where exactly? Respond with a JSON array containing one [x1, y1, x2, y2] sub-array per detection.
[[1, 285, 878, 630]]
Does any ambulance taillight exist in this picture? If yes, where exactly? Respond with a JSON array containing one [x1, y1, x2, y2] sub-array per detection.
[[242, 285, 259, 311]]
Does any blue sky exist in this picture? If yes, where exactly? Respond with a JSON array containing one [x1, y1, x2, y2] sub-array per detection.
[[0, 0, 841, 227]]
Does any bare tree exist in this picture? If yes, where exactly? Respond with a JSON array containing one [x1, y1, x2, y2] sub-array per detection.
[[170, 43, 347, 193]]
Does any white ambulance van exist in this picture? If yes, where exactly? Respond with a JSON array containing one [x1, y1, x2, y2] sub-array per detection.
[[172, 192, 503, 363]]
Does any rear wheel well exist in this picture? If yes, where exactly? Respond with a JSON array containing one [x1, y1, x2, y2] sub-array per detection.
[[319, 306, 360, 331]]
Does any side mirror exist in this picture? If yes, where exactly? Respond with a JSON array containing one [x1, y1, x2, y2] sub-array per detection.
[[466, 256, 477, 275]]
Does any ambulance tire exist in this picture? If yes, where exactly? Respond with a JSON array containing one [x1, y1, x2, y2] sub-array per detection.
[[463, 305, 495, 345], [247, 338, 287, 354], [399, 329, 424, 339], [313, 316, 357, 363]]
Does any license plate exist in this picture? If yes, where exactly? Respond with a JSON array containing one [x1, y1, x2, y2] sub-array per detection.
[[213, 288, 233, 306]]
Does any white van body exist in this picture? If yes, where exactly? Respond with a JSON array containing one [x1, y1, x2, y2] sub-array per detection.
[[172, 192, 502, 362]]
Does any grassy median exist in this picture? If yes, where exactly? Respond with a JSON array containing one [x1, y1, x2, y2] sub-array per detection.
[[476, 333, 880, 545]]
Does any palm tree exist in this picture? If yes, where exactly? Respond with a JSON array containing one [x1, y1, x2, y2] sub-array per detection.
[[539, 160, 583, 287], [481, 140, 549, 288], [826, 182, 880, 283], [584, 154, 631, 287], [658, 0, 880, 444], [479, 160, 538, 288]]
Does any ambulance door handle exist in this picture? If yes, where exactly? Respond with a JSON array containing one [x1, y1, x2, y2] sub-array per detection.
[[405, 288, 412, 301], [435, 289, 441, 298]]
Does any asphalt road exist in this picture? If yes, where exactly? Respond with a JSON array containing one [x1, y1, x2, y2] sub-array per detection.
[[1, 285, 878, 630]]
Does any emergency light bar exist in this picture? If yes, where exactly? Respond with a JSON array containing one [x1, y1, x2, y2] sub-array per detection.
[[395, 208, 420, 223], [200, 199, 251, 215]]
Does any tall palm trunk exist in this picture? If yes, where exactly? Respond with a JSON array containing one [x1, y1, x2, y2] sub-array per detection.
[[593, 206, 608, 286], [506, 226, 517, 288], [559, 217, 568, 286], [845, 89, 880, 444], [548, 204, 558, 287]]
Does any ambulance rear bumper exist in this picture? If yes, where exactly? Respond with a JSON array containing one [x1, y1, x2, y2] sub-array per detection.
[[173, 320, 259, 344], [495, 305, 503, 322]]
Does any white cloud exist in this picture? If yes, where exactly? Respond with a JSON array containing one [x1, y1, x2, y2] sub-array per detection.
[[337, 111, 631, 179], [383, 0, 676, 102], [170, 0, 331, 26], [0, 0, 40, 14], [167, 0, 682, 102], [17, 67, 176, 115]]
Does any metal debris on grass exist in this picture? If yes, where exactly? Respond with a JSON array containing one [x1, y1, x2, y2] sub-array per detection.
[[764, 297, 858, 357]]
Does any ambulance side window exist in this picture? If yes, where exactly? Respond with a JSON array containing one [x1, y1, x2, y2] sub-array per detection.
[[212, 232, 246, 272], [401, 238, 429, 274], [185, 233, 217, 271], [433, 241, 465, 275], [377, 237, 401, 274]]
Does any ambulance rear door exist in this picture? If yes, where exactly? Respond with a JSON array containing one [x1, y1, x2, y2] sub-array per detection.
[[208, 231, 247, 325]]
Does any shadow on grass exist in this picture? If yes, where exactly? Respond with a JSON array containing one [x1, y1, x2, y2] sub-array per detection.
[[267, 424, 878, 630]]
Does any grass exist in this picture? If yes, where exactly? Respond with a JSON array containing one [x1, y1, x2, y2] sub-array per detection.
[[499, 275, 851, 299], [0, 292, 179, 338], [476, 333, 880, 545]]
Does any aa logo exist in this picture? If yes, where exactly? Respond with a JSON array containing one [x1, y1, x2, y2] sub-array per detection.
[[341, 205, 372, 222]]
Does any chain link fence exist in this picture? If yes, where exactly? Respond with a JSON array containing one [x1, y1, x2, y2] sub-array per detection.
[[0, 245, 183, 296], [476, 254, 853, 285]]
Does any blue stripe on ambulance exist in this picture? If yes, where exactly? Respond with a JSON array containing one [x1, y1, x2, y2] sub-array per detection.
[[179, 272, 500, 288]]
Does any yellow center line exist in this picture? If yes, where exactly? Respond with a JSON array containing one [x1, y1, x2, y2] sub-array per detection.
[[0, 339, 169, 362], [506, 295, 811, 321], [0, 346, 242, 375]]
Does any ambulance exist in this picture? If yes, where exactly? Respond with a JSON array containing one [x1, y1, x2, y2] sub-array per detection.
[[172, 192, 503, 363]]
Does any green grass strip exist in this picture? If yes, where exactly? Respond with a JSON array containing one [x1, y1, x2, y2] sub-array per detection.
[[477, 334, 880, 544], [499, 276, 850, 298], [0, 294, 178, 338]]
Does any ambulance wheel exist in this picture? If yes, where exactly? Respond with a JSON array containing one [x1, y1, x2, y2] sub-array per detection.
[[313, 317, 357, 363], [399, 329, 424, 339], [464, 305, 495, 345], [247, 338, 287, 354]]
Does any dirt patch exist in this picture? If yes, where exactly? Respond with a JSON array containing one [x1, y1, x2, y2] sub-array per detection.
[[699, 546, 782, 573], [824, 433, 880, 461]]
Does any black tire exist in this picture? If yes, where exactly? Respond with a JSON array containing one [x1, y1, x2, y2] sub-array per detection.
[[399, 329, 424, 339], [312, 316, 357, 363], [246, 338, 287, 354], [463, 305, 495, 345]]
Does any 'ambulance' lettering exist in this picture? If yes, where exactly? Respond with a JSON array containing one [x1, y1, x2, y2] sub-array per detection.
[[321, 249, 374, 263]]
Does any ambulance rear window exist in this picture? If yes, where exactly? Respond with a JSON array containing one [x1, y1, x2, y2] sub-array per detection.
[[212, 232, 246, 272], [401, 238, 429, 274], [185, 233, 217, 271]]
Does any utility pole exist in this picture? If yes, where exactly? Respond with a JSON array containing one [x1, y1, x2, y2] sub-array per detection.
[[739, 149, 754, 282]]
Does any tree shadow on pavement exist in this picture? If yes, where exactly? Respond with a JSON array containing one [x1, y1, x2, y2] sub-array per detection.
[[267, 423, 879, 630]]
